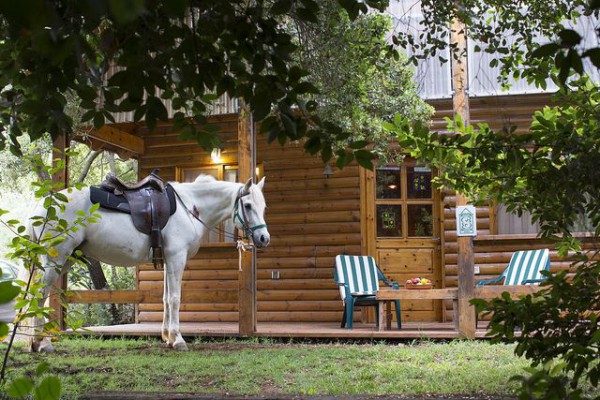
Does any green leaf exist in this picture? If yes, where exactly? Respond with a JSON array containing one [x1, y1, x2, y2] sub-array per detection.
[[0, 322, 8, 340], [531, 43, 560, 59], [36, 362, 51, 377], [558, 29, 581, 47], [34, 376, 61, 400], [296, 7, 319, 23], [354, 150, 375, 169], [7, 377, 34, 399], [0, 280, 20, 303], [583, 48, 600, 68], [109, 0, 145, 25], [270, 0, 292, 15]]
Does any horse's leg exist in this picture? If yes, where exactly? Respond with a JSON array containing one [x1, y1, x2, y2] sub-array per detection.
[[161, 267, 170, 343], [165, 254, 187, 351], [30, 259, 71, 353]]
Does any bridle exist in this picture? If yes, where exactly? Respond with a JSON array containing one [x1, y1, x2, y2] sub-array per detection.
[[172, 184, 266, 242], [233, 187, 268, 240]]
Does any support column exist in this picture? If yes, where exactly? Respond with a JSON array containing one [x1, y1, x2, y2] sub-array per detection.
[[237, 106, 257, 336], [50, 134, 69, 331], [451, 13, 476, 339]]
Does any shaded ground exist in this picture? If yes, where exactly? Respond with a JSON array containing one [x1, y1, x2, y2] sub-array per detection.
[[81, 393, 515, 400]]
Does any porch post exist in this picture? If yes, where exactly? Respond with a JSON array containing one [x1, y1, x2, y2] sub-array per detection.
[[238, 104, 257, 336], [451, 12, 476, 338], [50, 133, 69, 331]]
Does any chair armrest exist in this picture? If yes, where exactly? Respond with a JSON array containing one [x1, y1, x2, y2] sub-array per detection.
[[521, 278, 545, 284], [377, 269, 399, 289], [476, 276, 505, 286]]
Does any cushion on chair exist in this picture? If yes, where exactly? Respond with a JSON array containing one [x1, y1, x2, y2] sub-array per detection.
[[502, 249, 550, 285], [335, 255, 381, 302]]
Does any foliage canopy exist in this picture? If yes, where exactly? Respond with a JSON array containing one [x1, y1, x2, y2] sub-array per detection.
[[0, 0, 391, 168]]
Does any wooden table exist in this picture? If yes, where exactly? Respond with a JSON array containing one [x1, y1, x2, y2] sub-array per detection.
[[376, 287, 459, 331]]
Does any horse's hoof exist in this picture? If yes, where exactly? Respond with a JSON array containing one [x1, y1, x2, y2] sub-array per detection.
[[173, 341, 188, 351], [36, 343, 55, 353]]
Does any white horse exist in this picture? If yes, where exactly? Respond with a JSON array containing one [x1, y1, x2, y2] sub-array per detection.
[[28, 175, 269, 352]]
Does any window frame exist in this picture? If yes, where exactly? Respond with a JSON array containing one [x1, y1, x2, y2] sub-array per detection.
[[375, 162, 436, 239]]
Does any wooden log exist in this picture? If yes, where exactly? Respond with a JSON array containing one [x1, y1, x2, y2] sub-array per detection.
[[256, 245, 360, 257], [139, 303, 238, 312], [257, 279, 336, 291], [473, 285, 546, 299], [139, 311, 239, 322], [257, 289, 340, 301], [266, 199, 358, 213], [265, 165, 359, 181], [257, 300, 342, 312], [264, 176, 359, 191], [66, 289, 238, 304], [265, 187, 359, 202], [268, 233, 361, 247], [268, 222, 360, 236], [266, 211, 360, 224]]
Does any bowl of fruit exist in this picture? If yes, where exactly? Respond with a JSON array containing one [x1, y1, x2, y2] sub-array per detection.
[[404, 277, 433, 289]]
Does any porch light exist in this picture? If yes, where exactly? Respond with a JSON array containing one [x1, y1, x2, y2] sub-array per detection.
[[211, 148, 222, 163], [323, 163, 334, 178]]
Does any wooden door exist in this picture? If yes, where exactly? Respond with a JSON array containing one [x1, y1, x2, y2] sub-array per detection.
[[361, 160, 444, 322]]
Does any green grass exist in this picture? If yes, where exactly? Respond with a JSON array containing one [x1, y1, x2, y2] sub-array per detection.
[[2, 337, 527, 399]]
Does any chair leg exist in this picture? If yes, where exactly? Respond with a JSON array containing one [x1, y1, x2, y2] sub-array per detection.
[[374, 305, 379, 328], [346, 297, 355, 329], [341, 304, 347, 328], [394, 300, 402, 329]]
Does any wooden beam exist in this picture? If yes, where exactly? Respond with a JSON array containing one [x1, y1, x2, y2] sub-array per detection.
[[473, 285, 546, 300], [50, 134, 69, 331], [85, 125, 145, 156], [237, 105, 257, 336], [451, 10, 476, 339]]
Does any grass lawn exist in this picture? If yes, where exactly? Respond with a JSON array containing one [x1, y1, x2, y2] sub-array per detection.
[[2, 337, 527, 399]]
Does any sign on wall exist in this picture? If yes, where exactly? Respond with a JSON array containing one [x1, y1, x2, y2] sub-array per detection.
[[456, 205, 477, 237]]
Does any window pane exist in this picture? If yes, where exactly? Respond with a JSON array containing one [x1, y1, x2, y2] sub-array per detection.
[[408, 205, 433, 237], [182, 167, 218, 183], [377, 205, 402, 237], [376, 167, 401, 199], [407, 166, 432, 199], [224, 168, 238, 182]]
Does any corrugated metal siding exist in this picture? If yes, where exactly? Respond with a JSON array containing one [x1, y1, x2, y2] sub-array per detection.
[[102, 64, 239, 123], [388, 0, 600, 100]]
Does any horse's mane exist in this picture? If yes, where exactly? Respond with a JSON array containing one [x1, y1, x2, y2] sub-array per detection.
[[193, 174, 217, 184]]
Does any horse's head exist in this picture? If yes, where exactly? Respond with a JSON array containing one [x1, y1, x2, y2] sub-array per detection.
[[233, 177, 270, 248]]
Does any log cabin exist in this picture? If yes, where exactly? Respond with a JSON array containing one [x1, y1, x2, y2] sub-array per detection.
[[56, 5, 599, 340]]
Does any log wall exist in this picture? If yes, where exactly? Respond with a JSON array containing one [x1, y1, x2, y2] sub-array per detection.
[[131, 92, 593, 325], [136, 115, 359, 324]]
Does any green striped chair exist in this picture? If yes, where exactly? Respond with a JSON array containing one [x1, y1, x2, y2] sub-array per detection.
[[334, 255, 401, 330], [476, 249, 551, 287], [476, 248, 551, 327]]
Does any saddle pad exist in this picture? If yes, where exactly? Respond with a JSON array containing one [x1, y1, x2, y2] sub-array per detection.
[[90, 185, 177, 216]]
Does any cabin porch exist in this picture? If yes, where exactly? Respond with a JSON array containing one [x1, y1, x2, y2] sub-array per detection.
[[76, 321, 491, 340]]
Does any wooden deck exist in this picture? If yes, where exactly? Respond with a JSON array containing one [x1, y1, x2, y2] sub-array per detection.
[[77, 321, 491, 340]]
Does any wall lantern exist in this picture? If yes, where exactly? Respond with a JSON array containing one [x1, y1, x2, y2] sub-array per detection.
[[211, 148, 222, 163], [323, 163, 334, 178]]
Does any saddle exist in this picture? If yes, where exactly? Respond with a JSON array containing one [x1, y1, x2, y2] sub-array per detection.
[[90, 170, 176, 269]]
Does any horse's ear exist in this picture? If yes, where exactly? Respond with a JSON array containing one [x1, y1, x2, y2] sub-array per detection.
[[243, 178, 252, 195], [257, 176, 266, 191]]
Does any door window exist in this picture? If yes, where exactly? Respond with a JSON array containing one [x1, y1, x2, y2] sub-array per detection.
[[376, 164, 435, 238]]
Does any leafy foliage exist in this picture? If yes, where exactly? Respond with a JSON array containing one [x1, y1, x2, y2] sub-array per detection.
[[472, 256, 599, 400], [290, 1, 433, 166], [387, 2, 600, 396], [0, 155, 101, 399], [393, 0, 591, 89], [0, 0, 389, 165]]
